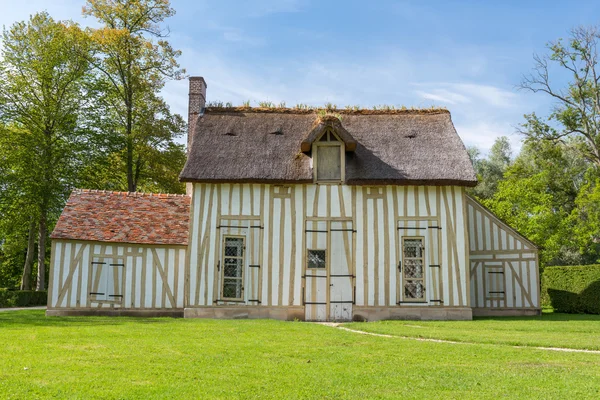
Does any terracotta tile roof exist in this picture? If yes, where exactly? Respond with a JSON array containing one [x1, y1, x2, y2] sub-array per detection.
[[51, 190, 190, 246]]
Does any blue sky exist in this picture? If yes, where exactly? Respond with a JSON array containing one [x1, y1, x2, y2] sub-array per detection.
[[1, 0, 599, 153]]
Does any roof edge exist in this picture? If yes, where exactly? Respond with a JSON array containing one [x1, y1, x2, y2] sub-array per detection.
[[48, 236, 188, 246], [466, 194, 539, 250], [180, 178, 478, 186], [71, 189, 189, 198]]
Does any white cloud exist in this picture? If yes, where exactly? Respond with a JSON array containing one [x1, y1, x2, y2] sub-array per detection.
[[413, 82, 518, 108], [452, 83, 518, 108], [415, 89, 471, 105]]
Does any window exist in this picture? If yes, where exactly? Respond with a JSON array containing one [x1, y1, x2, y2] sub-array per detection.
[[222, 236, 245, 300], [307, 249, 326, 269], [89, 257, 124, 303], [485, 265, 505, 300], [314, 128, 343, 182], [402, 238, 425, 300]]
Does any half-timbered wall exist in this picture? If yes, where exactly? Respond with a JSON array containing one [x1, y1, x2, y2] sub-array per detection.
[[188, 183, 470, 310], [466, 197, 540, 311], [48, 240, 186, 310]]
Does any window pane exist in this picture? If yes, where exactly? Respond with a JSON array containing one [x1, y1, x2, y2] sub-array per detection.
[[307, 250, 326, 268], [224, 258, 243, 278], [403, 239, 423, 258], [404, 280, 425, 299], [225, 238, 243, 257], [404, 259, 423, 278], [317, 146, 341, 180], [223, 278, 243, 298]]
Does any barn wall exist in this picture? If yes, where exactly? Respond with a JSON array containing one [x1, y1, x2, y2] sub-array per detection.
[[188, 183, 470, 309], [48, 240, 186, 310], [466, 196, 540, 313]]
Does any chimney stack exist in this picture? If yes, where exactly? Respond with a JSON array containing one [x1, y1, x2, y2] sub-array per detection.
[[188, 76, 207, 150]]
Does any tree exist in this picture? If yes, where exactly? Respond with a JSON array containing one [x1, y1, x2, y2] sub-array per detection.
[[83, 0, 186, 192], [0, 13, 92, 290], [484, 139, 589, 265], [469, 136, 513, 200], [520, 26, 600, 167]]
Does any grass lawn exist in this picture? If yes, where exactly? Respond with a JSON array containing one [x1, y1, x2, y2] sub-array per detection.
[[0, 311, 599, 399], [345, 312, 600, 350]]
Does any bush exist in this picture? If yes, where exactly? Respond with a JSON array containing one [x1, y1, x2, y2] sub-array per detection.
[[0, 288, 47, 308], [541, 265, 600, 314]]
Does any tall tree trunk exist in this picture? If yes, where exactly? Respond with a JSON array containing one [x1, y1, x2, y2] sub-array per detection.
[[36, 213, 46, 291], [20, 219, 37, 290], [126, 135, 135, 192]]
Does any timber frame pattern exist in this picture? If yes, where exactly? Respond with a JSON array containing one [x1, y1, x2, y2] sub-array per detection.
[[185, 182, 477, 321], [467, 196, 540, 316], [47, 241, 186, 316], [48, 185, 540, 320]]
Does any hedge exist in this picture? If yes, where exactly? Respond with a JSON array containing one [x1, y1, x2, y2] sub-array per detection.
[[541, 265, 600, 314], [0, 289, 48, 308]]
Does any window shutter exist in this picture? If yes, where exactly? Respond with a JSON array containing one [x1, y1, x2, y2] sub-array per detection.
[[317, 146, 341, 180]]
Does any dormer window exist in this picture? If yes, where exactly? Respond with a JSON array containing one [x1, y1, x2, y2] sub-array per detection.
[[314, 128, 344, 182], [300, 115, 357, 183]]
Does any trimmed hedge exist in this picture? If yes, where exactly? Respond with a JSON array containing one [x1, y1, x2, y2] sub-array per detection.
[[541, 265, 600, 314], [0, 289, 48, 308]]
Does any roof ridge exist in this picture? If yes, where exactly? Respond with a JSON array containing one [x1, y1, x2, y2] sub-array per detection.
[[73, 189, 189, 198], [203, 107, 450, 115]]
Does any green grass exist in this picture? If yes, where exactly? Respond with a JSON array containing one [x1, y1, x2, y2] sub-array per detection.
[[0, 311, 599, 399], [345, 312, 600, 351]]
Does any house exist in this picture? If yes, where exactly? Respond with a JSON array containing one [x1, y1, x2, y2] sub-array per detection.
[[46, 77, 540, 321]]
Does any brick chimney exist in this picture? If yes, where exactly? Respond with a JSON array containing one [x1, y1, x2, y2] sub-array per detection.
[[186, 77, 207, 195], [188, 76, 207, 150]]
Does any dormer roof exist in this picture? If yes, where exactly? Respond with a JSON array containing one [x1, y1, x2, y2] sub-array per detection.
[[300, 115, 357, 152]]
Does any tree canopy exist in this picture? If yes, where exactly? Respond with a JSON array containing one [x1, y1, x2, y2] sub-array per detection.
[[0, 2, 186, 289]]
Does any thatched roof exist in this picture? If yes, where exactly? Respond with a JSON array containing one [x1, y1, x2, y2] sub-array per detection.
[[180, 108, 477, 186], [51, 190, 190, 246]]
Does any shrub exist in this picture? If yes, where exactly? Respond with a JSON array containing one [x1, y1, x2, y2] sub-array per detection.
[[0, 288, 48, 308], [541, 265, 600, 314]]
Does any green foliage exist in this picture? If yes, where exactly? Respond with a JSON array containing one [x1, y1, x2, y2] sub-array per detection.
[[469, 136, 512, 200], [0, 13, 95, 290], [481, 139, 590, 265], [541, 265, 600, 314], [0, 289, 47, 307], [0, 3, 188, 288], [520, 26, 600, 167], [83, 0, 186, 193], [257, 100, 275, 108]]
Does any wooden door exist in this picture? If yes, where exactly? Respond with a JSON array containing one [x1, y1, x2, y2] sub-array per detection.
[[304, 221, 328, 321], [329, 220, 353, 321]]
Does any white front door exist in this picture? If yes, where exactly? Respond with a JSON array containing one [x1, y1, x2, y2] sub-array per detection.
[[304, 219, 354, 321], [329, 220, 353, 321]]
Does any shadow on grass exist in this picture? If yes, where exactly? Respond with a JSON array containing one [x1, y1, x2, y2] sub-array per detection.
[[0, 310, 179, 328]]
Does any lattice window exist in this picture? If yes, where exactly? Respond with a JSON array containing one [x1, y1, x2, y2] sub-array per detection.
[[307, 249, 326, 269], [403, 237, 425, 300], [404, 281, 425, 299], [222, 237, 244, 300]]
